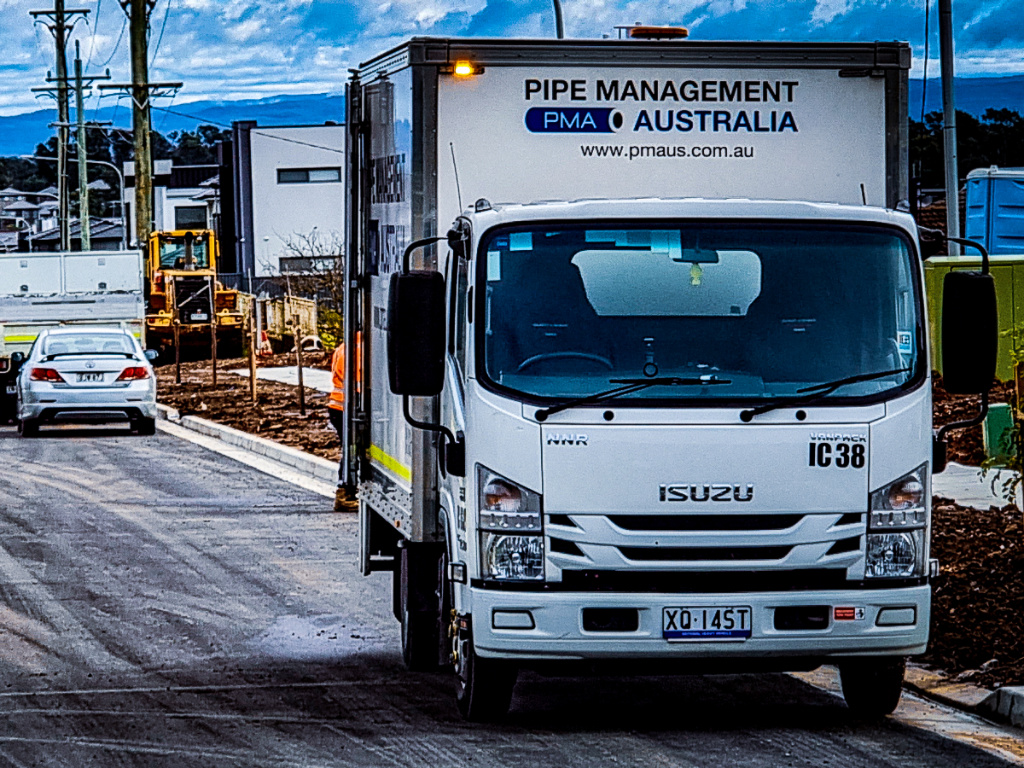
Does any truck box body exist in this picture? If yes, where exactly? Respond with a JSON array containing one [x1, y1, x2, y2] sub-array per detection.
[[0, 250, 145, 357], [346, 38, 927, 716]]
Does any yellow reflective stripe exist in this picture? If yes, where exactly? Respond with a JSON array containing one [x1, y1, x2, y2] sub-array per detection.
[[368, 444, 412, 482], [3, 335, 38, 343]]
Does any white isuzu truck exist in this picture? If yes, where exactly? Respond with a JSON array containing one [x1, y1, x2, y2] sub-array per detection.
[[342, 36, 996, 720]]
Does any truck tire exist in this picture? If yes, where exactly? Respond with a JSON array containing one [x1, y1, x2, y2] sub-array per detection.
[[133, 417, 157, 436], [18, 418, 39, 438], [839, 657, 906, 718], [454, 622, 517, 722], [398, 543, 444, 672]]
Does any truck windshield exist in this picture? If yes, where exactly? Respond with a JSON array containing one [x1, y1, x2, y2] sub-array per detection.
[[159, 238, 210, 270], [478, 222, 921, 404]]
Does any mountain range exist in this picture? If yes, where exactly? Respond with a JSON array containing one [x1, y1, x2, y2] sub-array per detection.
[[0, 93, 346, 157], [1, 75, 1022, 157]]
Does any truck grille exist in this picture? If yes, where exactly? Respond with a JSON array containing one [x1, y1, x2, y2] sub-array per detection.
[[546, 512, 866, 585], [619, 545, 793, 562], [559, 568, 851, 593], [608, 514, 804, 532]]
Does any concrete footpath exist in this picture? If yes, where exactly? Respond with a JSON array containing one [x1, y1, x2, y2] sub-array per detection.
[[228, 365, 333, 393], [933, 461, 1022, 509], [154, 403, 1024, 733]]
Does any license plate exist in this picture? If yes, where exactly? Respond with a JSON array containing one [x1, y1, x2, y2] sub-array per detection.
[[191, 312, 209, 322], [5, 385, 15, 394], [77, 373, 103, 383], [663, 606, 752, 641]]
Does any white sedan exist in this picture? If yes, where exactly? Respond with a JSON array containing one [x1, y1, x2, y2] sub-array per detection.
[[17, 327, 158, 437]]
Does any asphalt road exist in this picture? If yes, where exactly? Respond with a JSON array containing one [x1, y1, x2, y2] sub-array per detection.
[[0, 424, 1019, 767]]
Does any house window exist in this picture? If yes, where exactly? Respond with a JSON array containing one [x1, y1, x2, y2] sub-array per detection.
[[277, 168, 341, 184], [174, 205, 208, 229]]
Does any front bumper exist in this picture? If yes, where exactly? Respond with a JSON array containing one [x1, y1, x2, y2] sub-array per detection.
[[469, 584, 929, 662]]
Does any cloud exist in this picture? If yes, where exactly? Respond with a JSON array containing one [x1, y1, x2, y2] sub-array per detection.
[[1, 0, 1024, 119]]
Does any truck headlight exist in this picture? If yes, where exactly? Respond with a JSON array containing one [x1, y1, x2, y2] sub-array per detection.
[[478, 466, 543, 581], [481, 534, 545, 581], [866, 464, 927, 578]]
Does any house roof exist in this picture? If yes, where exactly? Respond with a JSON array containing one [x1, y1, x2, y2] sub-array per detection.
[[0, 187, 24, 197], [31, 218, 124, 243], [3, 200, 40, 211], [87, 179, 111, 191]]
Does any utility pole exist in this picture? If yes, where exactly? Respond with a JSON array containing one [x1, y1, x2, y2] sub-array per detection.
[[74, 42, 89, 249], [73, 41, 111, 250], [938, 0, 961, 257], [100, 1, 180, 252], [30, 2, 89, 252]]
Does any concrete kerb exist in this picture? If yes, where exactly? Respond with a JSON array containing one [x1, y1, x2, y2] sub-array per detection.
[[906, 664, 1024, 730], [156, 404, 338, 486]]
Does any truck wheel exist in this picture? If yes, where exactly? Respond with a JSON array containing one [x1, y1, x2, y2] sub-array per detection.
[[398, 543, 444, 672], [454, 622, 517, 722], [133, 417, 157, 436], [838, 657, 906, 718], [18, 418, 39, 438]]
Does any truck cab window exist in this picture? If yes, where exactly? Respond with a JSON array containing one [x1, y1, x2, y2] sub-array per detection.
[[478, 222, 921, 404]]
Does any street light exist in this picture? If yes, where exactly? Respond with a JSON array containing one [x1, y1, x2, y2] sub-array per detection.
[[13, 218, 33, 253], [21, 154, 127, 250]]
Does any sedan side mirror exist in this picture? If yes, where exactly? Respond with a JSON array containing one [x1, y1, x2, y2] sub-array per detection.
[[144, 349, 159, 361], [941, 270, 997, 394], [10, 352, 25, 364]]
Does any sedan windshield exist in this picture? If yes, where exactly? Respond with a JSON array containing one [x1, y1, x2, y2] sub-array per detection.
[[479, 222, 920, 403], [43, 333, 134, 356]]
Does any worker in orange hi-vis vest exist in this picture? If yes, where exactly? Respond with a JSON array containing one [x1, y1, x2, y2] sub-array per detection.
[[328, 334, 360, 512]]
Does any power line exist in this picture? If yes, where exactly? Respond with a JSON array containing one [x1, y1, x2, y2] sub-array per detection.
[[149, 104, 347, 155], [149, 0, 171, 67], [97, 13, 127, 68], [85, 0, 102, 67]]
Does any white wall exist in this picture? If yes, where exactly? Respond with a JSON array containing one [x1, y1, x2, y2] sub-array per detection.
[[248, 125, 346, 277]]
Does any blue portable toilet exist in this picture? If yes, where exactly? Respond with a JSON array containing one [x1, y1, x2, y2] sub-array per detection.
[[965, 166, 1024, 254]]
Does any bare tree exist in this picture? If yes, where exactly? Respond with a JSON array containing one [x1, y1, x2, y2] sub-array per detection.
[[263, 229, 345, 348]]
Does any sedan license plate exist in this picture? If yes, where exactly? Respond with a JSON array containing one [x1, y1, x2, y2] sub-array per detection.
[[77, 373, 103, 383], [5, 384, 14, 394], [663, 606, 752, 641]]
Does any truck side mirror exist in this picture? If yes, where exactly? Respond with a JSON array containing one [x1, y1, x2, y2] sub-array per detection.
[[941, 270, 997, 394], [387, 271, 446, 396]]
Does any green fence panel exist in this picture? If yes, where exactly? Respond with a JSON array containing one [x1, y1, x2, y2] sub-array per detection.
[[924, 255, 1022, 382]]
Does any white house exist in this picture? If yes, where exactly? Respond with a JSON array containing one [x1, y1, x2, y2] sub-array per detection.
[[230, 121, 346, 280]]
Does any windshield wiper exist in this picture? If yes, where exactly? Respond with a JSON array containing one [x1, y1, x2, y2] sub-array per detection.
[[739, 367, 912, 422], [535, 375, 731, 421]]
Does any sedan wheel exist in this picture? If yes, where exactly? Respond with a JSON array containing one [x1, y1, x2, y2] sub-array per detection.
[[18, 418, 39, 438]]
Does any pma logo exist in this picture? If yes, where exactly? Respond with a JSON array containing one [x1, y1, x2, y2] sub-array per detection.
[[525, 107, 623, 133]]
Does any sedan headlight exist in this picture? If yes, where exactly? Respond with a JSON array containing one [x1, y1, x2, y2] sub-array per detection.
[[866, 464, 927, 578], [478, 466, 543, 581]]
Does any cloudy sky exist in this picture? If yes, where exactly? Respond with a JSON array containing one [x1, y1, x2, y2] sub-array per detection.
[[0, 0, 1020, 117]]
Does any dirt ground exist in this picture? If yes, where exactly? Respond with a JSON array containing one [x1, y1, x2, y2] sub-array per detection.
[[157, 364, 1022, 687], [155, 352, 342, 464]]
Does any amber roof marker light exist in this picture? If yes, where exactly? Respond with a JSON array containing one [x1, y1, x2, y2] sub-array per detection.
[[619, 24, 689, 40], [443, 60, 485, 77]]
